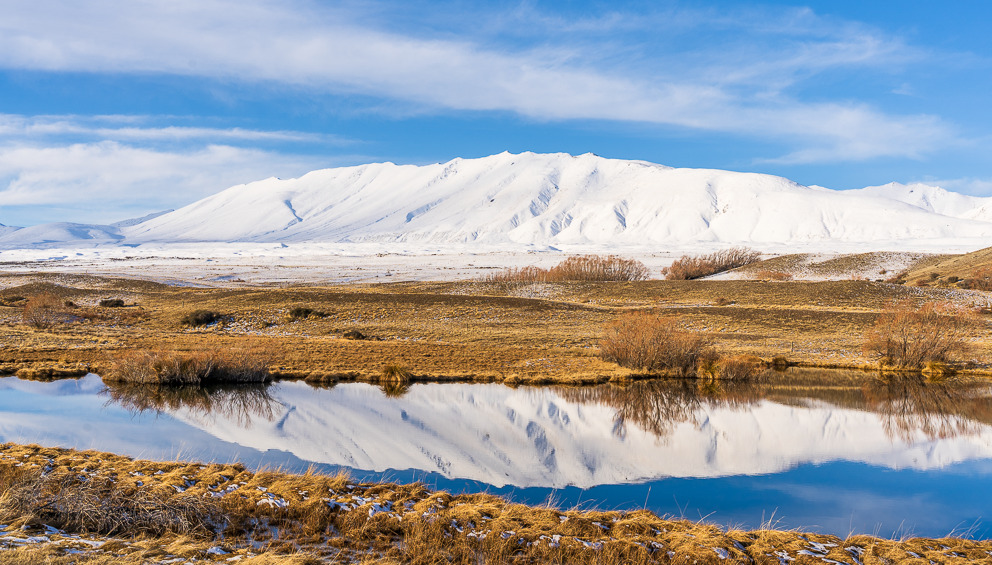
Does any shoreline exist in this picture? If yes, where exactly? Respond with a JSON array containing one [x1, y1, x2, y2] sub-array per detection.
[[1, 443, 989, 564]]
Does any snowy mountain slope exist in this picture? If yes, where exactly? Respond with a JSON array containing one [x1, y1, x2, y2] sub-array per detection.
[[169, 382, 992, 489], [853, 182, 992, 223], [122, 152, 992, 246], [0, 222, 123, 248], [111, 209, 174, 228], [0, 223, 20, 237]]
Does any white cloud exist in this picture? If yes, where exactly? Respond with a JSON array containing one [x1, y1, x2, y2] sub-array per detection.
[[0, 114, 340, 144], [0, 0, 954, 163], [924, 177, 992, 197], [0, 141, 333, 224]]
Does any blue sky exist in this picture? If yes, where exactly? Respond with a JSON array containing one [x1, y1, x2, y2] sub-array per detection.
[[2, 0, 992, 226]]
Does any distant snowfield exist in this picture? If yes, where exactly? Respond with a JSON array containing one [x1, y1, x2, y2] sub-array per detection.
[[2, 152, 991, 282], [0, 241, 980, 285]]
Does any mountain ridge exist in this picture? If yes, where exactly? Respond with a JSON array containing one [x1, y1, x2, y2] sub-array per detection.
[[5, 152, 992, 249], [122, 151, 992, 246]]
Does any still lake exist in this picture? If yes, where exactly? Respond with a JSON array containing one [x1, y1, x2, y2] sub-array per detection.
[[1, 369, 990, 538]]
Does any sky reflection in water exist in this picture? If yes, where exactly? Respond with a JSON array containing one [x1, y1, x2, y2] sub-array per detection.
[[0, 370, 989, 538]]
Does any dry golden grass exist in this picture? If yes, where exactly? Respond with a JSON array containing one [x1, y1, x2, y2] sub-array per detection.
[[2, 273, 991, 384], [1, 443, 989, 564]]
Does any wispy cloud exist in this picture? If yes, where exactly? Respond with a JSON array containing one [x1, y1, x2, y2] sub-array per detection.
[[0, 141, 333, 224], [0, 0, 954, 163], [0, 114, 342, 144]]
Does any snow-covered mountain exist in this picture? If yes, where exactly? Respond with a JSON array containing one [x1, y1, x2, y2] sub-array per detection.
[[120, 152, 992, 247], [0, 222, 122, 248], [4, 152, 992, 250], [111, 209, 174, 228], [0, 223, 20, 237]]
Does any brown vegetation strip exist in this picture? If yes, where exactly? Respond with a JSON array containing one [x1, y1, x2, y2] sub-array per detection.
[[0, 443, 990, 564]]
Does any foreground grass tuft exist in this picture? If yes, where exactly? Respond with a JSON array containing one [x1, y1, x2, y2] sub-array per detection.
[[105, 345, 274, 384]]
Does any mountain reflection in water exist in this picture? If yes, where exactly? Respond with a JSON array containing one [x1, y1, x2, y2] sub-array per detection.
[[558, 370, 992, 443], [2, 369, 992, 537]]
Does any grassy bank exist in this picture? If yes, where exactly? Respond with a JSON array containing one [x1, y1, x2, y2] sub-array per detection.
[[1, 273, 990, 385], [0, 443, 989, 564]]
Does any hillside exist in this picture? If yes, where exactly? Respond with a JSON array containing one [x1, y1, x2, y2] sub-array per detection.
[[0, 222, 122, 248], [121, 152, 992, 248]]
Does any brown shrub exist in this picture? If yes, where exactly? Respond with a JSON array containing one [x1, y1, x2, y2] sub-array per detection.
[[962, 266, 992, 291], [21, 293, 70, 329], [487, 254, 650, 283], [863, 301, 979, 368], [599, 312, 709, 374], [662, 247, 760, 280], [106, 344, 274, 384]]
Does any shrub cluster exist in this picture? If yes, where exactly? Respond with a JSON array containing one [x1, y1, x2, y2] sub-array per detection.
[[98, 298, 126, 308], [662, 247, 760, 280], [180, 309, 222, 327], [863, 301, 978, 368], [287, 306, 328, 321], [599, 312, 709, 375], [961, 266, 992, 291], [106, 346, 273, 385], [487, 254, 650, 283]]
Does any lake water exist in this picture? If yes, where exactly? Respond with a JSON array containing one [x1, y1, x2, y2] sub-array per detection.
[[1, 369, 990, 539]]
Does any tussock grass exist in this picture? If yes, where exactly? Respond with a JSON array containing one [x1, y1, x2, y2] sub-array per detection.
[[105, 344, 274, 384], [98, 298, 126, 308], [863, 301, 979, 369], [487, 254, 650, 283], [663, 247, 760, 280], [2, 443, 991, 564], [0, 467, 219, 536]]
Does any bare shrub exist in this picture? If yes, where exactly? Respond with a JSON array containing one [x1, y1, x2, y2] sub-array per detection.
[[962, 266, 992, 291], [599, 312, 708, 374], [106, 344, 273, 384], [662, 247, 760, 280], [863, 301, 979, 368], [21, 293, 69, 329], [98, 298, 126, 308], [487, 254, 649, 283]]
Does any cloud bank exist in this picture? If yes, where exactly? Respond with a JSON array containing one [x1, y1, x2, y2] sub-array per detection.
[[0, 0, 953, 163]]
